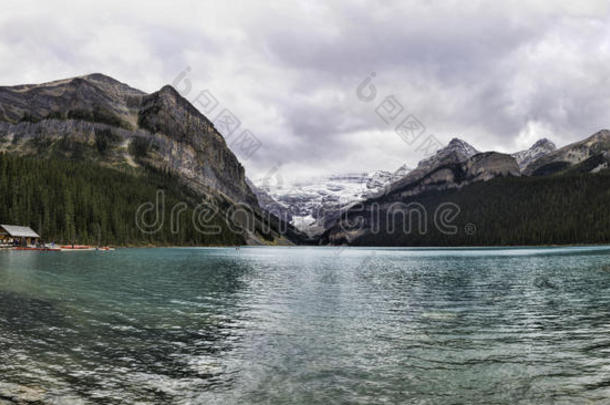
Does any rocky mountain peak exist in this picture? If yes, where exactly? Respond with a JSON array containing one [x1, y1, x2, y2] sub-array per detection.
[[448, 137, 478, 152], [81, 72, 124, 83], [531, 138, 556, 149], [158, 84, 180, 96], [416, 138, 478, 170], [73, 73, 145, 98], [384, 138, 478, 196], [448, 137, 478, 154], [512, 138, 557, 170], [439, 137, 477, 156]]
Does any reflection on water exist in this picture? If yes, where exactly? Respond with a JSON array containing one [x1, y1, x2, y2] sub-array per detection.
[[1, 246, 610, 404]]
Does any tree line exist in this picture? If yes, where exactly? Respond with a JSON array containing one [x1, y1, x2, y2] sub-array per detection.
[[0, 153, 244, 246], [339, 170, 610, 246]]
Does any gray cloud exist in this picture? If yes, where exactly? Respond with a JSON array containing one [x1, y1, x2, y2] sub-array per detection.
[[1, 0, 609, 181]]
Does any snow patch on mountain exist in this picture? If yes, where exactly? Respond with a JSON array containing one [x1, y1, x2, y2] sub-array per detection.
[[512, 138, 557, 170], [255, 169, 410, 235]]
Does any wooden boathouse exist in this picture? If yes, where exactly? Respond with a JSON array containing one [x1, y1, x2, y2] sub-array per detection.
[[0, 225, 41, 247]]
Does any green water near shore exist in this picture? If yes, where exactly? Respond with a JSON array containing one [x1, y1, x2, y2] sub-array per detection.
[[1, 246, 610, 404]]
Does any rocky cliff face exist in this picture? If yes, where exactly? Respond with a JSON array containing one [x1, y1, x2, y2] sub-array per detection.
[[136, 85, 257, 206], [0, 74, 257, 206], [391, 151, 520, 200]]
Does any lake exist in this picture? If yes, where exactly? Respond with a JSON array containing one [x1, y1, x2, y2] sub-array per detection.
[[1, 246, 610, 404]]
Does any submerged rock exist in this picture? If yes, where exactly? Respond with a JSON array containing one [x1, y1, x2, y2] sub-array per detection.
[[0, 382, 46, 403]]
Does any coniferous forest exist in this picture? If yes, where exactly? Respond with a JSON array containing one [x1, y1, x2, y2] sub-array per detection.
[[342, 169, 610, 246], [3, 151, 610, 247], [0, 153, 244, 246]]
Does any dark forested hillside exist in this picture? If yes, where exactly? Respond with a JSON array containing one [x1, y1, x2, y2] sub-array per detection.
[[0, 153, 244, 246], [323, 170, 610, 246]]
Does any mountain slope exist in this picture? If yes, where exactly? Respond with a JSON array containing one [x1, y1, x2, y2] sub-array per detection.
[[321, 151, 523, 244], [247, 178, 293, 224], [321, 168, 610, 246], [387, 138, 478, 195], [524, 130, 610, 176], [0, 74, 301, 245], [256, 138, 481, 237], [321, 130, 610, 246]]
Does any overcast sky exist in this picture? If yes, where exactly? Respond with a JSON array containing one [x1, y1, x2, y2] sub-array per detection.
[[2, 0, 609, 182]]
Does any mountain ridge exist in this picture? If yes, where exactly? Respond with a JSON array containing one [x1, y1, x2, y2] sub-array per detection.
[[0, 73, 305, 245], [524, 130, 610, 175], [320, 129, 610, 246], [254, 136, 562, 235], [1, 73, 609, 246]]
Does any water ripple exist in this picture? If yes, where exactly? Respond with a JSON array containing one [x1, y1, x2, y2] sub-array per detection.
[[0, 246, 609, 403]]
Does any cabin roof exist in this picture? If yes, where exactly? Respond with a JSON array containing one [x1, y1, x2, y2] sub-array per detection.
[[0, 225, 40, 238]]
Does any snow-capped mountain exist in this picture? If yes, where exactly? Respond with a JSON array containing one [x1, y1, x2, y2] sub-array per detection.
[[512, 138, 557, 170], [254, 138, 480, 235], [252, 136, 563, 236], [254, 168, 410, 235]]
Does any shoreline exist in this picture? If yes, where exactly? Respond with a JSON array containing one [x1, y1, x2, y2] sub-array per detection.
[[63, 243, 610, 249], [3, 242, 610, 251]]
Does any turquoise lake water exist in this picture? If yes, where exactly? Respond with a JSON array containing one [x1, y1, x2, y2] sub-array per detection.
[[1, 246, 610, 404]]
